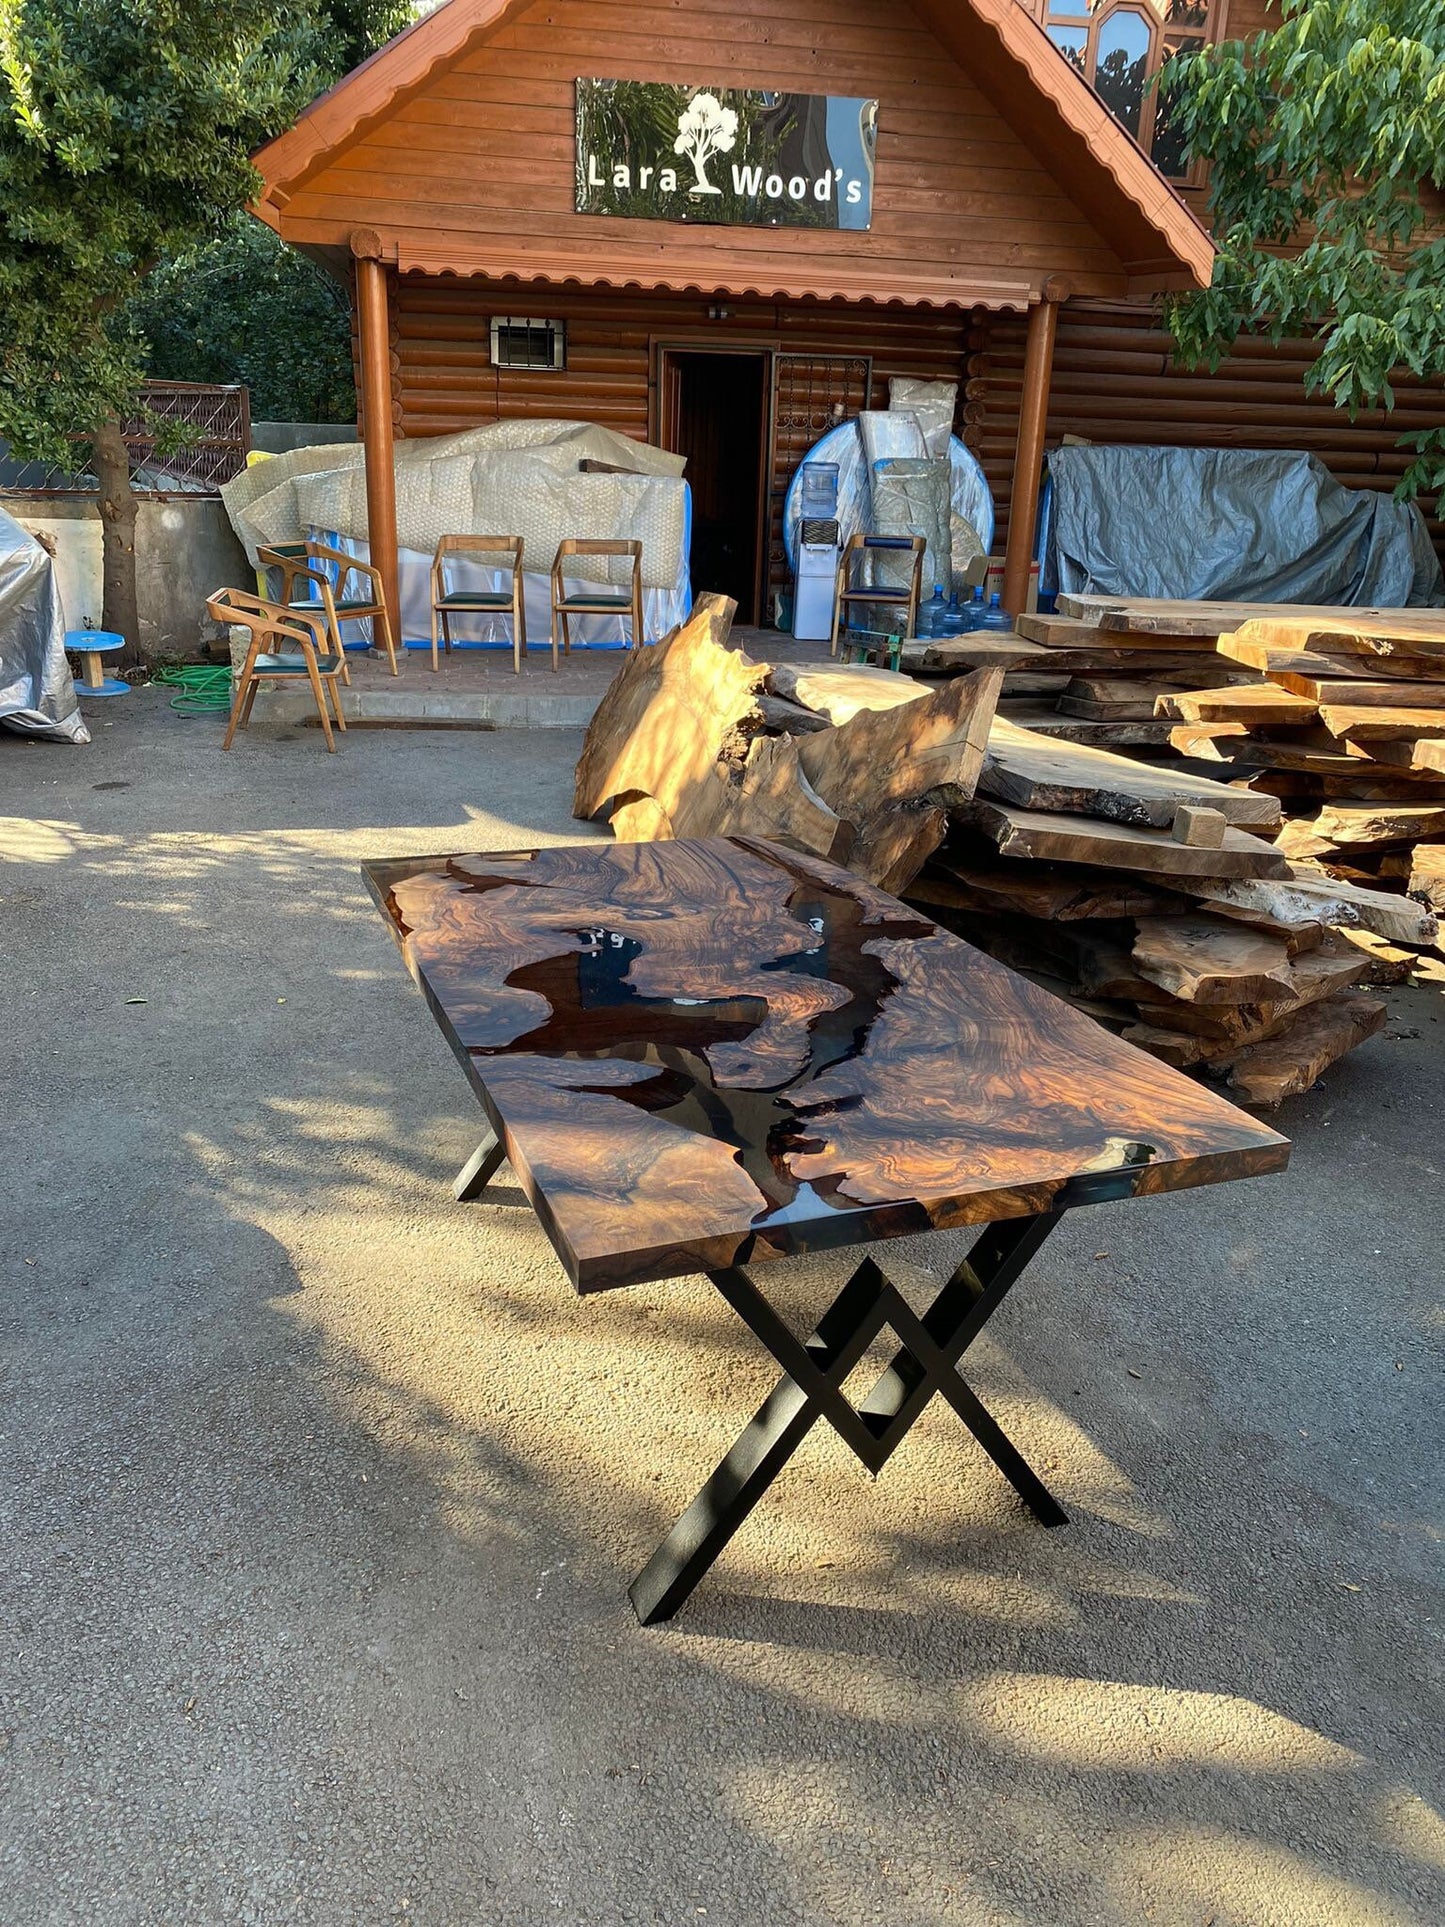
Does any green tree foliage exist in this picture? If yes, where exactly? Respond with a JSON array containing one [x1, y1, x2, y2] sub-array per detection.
[[124, 1, 415, 423], [129, 215, 355, 423], [321, 0, 415, 77], [1168, 0, 1445, 498], [0, 0, 320, 469], [0, 0, 326, 643]]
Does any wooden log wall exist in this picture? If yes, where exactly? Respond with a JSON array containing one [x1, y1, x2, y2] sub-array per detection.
[[392, 278, 969, 438], [391, 275, 972, 597], [967, 300, 1445, 562]]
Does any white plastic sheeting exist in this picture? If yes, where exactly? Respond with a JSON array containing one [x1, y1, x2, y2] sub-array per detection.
[[0, 507, 87, 743], [221, 421, 694, 645], [870, 459, 953, 596]]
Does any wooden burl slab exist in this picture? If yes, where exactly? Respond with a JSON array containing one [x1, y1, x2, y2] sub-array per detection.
[[572, 593, 754, 823], [365, 837, 1289, 1292]]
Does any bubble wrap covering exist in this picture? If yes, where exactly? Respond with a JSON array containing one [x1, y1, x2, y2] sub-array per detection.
[[222, 422, 688, 591], [870, 458, 953, 597], [888, 377, 958, 461]]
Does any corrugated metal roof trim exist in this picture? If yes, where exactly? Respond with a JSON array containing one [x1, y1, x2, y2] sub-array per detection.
[[397, 247, 1037, 311]]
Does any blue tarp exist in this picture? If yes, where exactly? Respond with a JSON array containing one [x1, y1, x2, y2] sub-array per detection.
[[1041, 446, 1444, 608]]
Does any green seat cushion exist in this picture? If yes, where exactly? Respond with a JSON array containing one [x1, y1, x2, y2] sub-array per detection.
[[289, 597, 377, 615], [254, 651, 345, 675], [437, 590, 513, 608], [556, 592, 634, 609]]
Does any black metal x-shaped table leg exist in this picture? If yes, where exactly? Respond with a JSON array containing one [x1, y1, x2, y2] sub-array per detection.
[[454, 1126, 505, 1201], [629, 1209, 1068, 1626]]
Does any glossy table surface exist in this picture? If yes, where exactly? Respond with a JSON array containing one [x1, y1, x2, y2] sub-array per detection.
[[365, 837, 1290, 1291]]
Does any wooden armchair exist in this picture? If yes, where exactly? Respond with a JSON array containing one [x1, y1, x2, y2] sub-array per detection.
[[208, 586, 347, 752], [550, 538, 643, 670], [430, 535, 526, 673], [258, 539, 398, 677]]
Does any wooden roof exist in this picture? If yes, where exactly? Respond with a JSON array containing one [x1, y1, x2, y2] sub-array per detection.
[[253, 0, 1214, 308]]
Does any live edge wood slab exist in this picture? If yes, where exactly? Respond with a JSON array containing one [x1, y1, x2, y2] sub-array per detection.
[[365, 837, 1289, 1293]]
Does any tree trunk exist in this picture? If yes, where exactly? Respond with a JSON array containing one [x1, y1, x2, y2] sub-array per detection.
[[94, 417, 141, 664]]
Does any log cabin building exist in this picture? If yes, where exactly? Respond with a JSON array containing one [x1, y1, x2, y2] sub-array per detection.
[[251, 0, 1442, 629]]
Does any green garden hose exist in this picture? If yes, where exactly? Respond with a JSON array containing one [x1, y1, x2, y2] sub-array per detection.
[[152, 663, 233, 715]]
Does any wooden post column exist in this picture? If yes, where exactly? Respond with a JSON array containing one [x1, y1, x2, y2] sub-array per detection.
[[353, 235, 401, 634], [1002, 280, 1067, 618]]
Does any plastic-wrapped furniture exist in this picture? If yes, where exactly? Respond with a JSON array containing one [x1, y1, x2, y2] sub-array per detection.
[[258, 539, 398, 677], [430, 535, 526, 673], [207, 587, 347, 753], [550, 538, 643, 670], [829, 533, 925, 657]]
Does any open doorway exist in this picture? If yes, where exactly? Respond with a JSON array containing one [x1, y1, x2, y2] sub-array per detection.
[[660, 349, 768, 625]]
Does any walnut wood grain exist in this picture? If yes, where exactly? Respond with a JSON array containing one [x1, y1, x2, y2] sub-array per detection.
[[796, 666, 1003, 817], [667, 731, 850, 866], [981, 717, 1281, 830], [951, 799, 1294, 879], [1230, 612, 1445, 659], [1157, 686, 1320, 727], [1130, 916, 1300, 1005], [767, 662, 928, 727], [1217, 635, 1445, 683], [366, 837, 1289, 1292], [1226, 991, 1388, 1108], [571, 593, 753, 823]]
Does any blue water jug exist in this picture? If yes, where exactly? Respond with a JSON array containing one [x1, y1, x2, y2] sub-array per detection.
[[952, 585, 984, 633], [918, 586, 946, 639], [938, 592, 966, 638], [978, 591, 1014, 633]]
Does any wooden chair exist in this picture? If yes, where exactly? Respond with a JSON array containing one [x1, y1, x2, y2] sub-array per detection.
[[208, 586, 347, 753], [550, 538, 643, 670], [257, 540, 399, 677], [829, 533, 927, 657], [430, 535, 526, 673]]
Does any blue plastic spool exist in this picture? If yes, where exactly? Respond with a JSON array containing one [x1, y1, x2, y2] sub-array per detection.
[[66, 629, 130, 697]]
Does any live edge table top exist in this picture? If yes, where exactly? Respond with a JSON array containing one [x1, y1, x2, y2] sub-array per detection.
[[365, 837, 1289, 1293]]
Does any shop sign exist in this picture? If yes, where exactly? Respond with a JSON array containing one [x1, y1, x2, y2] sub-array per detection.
[[575, 80, 877, 230]]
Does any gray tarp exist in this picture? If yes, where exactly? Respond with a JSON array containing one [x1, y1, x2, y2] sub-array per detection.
[[1042, 446, 1444, 608], [0, 507, 87, 743]]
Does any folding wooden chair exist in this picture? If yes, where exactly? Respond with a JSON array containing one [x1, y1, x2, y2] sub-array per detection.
[[208, 586, 347, 753], [430, 535, 526, 673], [550, 538, 643, 671], [829, 533, 926, 657], [258, 540, 399, 677]]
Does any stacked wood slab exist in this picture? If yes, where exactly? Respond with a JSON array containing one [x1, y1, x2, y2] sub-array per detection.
[[574, 596, 1436, 1107], [1142, 604, 1445, 923], [909, 712, 1437, 1107], [901, 599, 1255, 749]]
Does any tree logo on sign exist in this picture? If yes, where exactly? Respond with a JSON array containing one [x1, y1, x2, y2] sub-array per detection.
[[673, 91, 738, 196]]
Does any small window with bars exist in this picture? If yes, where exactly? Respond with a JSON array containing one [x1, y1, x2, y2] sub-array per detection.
[[1028, 0, 1229, 183], [489, 317, 567, 370]]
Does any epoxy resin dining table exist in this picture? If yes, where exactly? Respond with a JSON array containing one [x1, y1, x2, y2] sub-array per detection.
[[365, 836, 1289, 1622]]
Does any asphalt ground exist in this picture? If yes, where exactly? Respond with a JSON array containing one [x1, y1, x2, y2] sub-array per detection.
[[2, 688, 1441, 1927]]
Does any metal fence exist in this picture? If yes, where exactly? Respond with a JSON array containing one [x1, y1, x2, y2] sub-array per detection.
[[0, 381, 251, 497]]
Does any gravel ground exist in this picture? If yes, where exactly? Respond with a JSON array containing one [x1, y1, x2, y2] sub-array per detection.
[[1, 688, 1441, 1927]]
